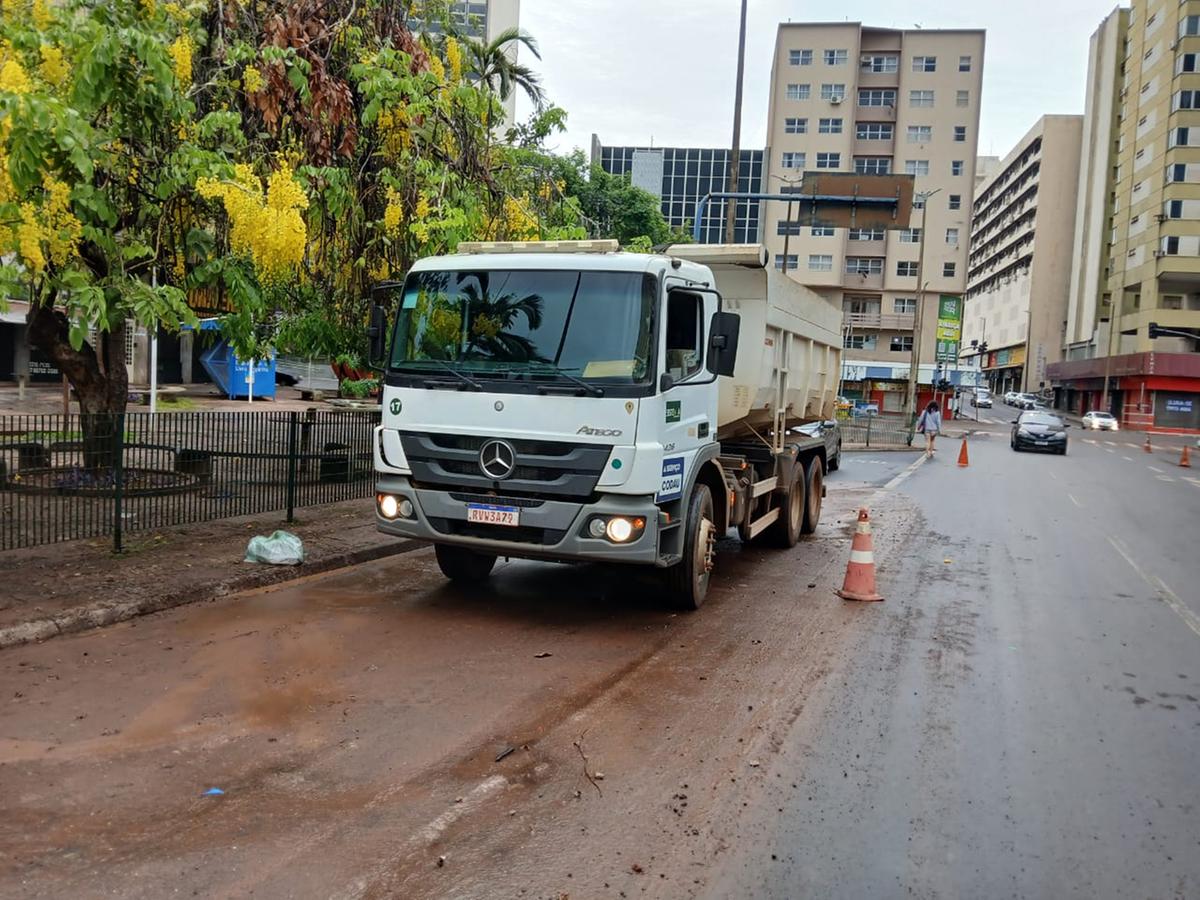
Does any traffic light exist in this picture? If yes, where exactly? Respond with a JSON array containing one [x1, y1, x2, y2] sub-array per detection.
[[936, 378, 952, 392], [978, 341, 988, 354], [1148, 321, 1162, 339]]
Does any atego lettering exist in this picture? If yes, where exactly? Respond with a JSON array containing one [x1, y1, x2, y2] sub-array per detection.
[[577, 426, 623, 436]]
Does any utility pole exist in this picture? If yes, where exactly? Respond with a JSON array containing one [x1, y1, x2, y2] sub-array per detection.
[[724, 0, 748, 243], [772, 173, 802, 272], [905, 190, 940, 420], [1100, 298, 1118, 413]]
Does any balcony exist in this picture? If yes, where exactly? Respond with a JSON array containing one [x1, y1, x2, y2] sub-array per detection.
[[852, 137, 895, 157], [857, 70, 900, 89], [855, 102, 896, 121], [843, 311, 916, 330]]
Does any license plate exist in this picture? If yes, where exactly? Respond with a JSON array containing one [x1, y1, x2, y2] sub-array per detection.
[[1035, 440, 1048, 446], [467, 504, 520, 527]]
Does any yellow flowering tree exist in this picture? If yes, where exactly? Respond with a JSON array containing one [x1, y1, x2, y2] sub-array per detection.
[[0, 0, 222, 448]]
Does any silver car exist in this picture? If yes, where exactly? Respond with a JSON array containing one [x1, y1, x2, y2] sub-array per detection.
[[1081, 410, 1119, 431]]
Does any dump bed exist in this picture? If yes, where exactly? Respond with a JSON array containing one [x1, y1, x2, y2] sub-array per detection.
[[664, 244, 842, 440]]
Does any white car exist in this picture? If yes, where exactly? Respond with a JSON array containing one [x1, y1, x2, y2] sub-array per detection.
[[1081, 410, 1119, 431], [1004, 390, 1020, 405]]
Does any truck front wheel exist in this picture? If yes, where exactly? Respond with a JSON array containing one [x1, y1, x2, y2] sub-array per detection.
[[434, 544, 497, 583], [800, 457, 823, 535], [665, 485, 716, 611]]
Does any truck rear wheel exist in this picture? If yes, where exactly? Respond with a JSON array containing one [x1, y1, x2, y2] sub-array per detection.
[[434, 544, 497, 583], [800, 458, 823, 535], [768, 461, 805, 548], [665, 485, 716, 611]]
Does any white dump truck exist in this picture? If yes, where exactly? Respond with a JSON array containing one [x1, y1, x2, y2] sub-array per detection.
[[370, 241, 842, 609]]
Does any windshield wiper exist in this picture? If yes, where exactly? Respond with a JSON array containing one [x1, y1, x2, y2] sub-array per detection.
[[529, 363, 604, 397], [396, 359, 484, 391]]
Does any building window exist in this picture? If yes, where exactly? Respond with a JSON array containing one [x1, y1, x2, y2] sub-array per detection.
[[1169, 127, 1195, 148], [893, 297, 917, 314], [810, 226, 834, 237], [1174, 90, 1199, 111], [945, 227, 959, 245], [807, 254, 833, 271], [846, 257, 884, 275], [890, 335, 914, 352], [943, 262, 956, 277], [848, 226, 886, 241], [1167, 199, 1184, 218], [904, 159, 930, 176], [948, 194, 962, 210], [951, 160, 964, 176], [781, 151, 806, 169], [897, 261, 919, 277], [906, 125, 932, 143], [1165, 236, 1180, 255], [844, 333, 877, 350], [899, 228, 922, 243], [912, 196, 925, 209], [953, 125, 967, 142], [774, 254, 799, 270], [856, 123, 893, 140], [815, 152, 840, 169], [860, 54, 898, 73], [910, 90, 935, 108], [789, 49, 813, 66], [858, 88, 896, 107], [1180, 53, 1198, 74], [912, 55, 937, 72], [786, 83, 810, 100], [823, 49, 848, 65], [776, 220, 803, 236], [854, 157, 891, 175], [958, 55, 972, 72], [1180, 15, 1200, 38], [820, 83, 846, 101], [956, 90, 969, 107], [819, 117, 843, 134], [1167, 163, 1187, 183], [784, 117, 808, 134]]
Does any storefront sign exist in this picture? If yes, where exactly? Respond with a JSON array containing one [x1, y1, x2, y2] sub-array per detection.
[[1165, 397, 1193, 413]]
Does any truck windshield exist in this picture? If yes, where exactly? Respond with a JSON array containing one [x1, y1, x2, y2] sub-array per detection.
[[389, 269, 656, 384]]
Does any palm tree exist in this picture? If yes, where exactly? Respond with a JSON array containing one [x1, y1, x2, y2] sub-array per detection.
[[461, 27, 546, 116], [459, 274, 545, 362]]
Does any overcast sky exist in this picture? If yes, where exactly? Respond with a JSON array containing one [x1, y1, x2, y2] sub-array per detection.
[[515, 0, 1122, 161]]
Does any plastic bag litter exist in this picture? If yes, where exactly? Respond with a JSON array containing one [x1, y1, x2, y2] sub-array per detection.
[[244, 530, 305, 565]]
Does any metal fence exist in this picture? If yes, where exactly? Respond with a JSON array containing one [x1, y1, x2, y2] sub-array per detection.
[[840, 414, 914, 448], [0, 410, 379, 552]]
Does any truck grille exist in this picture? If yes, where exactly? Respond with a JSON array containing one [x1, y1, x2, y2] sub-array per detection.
[[399, 431, 610, 501]]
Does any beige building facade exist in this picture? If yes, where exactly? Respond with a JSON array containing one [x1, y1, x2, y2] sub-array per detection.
[[1049, 0, 1200, 431], [963, 116, 1084, 396], [763, 23, 986, 409]]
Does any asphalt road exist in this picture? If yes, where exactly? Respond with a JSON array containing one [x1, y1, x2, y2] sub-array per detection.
[[1, 429, 1197, 899]]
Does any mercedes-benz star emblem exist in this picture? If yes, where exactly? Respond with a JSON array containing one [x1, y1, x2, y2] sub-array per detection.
[[478, 440, 516, 480]]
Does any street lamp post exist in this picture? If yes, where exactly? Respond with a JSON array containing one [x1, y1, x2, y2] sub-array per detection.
[[906, 189, 941, 421]]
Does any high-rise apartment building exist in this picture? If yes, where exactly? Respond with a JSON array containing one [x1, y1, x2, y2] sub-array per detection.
[[590, 137, 765, 243], [1050, 1, 1200, 430], [963, 116, 1083, 396], [763, 24, 986, 411]]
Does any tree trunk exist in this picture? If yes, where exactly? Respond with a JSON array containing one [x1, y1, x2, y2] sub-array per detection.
[[26, 303, 129, 471]]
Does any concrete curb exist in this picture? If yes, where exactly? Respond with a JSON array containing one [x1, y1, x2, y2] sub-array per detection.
[[0, 539, 425, 651]]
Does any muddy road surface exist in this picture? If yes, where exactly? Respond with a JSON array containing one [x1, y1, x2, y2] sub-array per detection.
[[3, 437, 1197, 899]]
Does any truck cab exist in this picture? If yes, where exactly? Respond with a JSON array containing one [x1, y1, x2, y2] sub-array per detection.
[[372, 241, 838, 609]]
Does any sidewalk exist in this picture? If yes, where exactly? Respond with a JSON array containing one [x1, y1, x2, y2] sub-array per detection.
[[0, 498, 421, 649], [0, 382, 370, 416]]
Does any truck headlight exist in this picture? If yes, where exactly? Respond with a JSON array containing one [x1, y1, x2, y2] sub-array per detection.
[[378, 494, 400, 519], [585, 516, 647, 543], [606, 517, 635, 542]]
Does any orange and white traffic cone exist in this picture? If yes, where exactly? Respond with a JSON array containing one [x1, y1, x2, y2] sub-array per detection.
[[836, 508, 884, 602], [957, 438, 969, 468], [1144, 434, 1153, 453], [1180, 445, 1192, 468]]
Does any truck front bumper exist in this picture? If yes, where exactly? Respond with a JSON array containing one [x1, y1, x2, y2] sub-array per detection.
[[374, 476, 664, 565]]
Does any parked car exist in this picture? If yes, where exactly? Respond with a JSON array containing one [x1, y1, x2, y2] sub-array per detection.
[[793, 419, 842, 472], [1015, 393, 1041, 410], [971, 390, 993, 409], [1081, 410, 1119, 431], [1004, 390, 1020, 406], [1011, 411, 1069, 454]]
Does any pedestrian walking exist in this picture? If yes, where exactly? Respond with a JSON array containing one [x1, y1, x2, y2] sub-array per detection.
[[916, 400, 942, 459]]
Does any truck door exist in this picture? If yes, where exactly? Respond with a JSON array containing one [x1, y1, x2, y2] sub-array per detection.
[[655, 288, 719, 505]]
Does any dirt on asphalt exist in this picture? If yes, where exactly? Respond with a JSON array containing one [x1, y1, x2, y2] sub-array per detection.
[[0, 457, 920, 899]]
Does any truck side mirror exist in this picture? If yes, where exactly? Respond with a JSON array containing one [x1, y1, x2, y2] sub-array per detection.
[[367, 304, 388, 366], [707, 311, 740, 377]]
